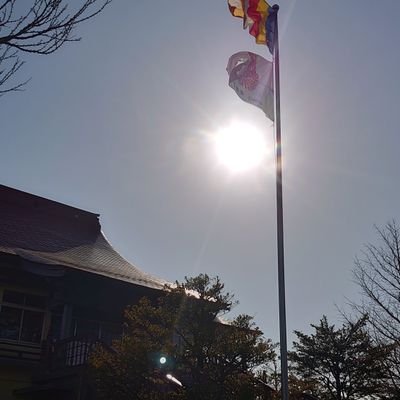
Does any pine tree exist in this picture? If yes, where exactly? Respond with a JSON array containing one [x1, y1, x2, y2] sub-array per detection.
[[90, 274, 275, 400], [289, 316, 387, 400]]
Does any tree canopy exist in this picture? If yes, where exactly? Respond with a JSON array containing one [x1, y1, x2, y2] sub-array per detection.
[[289, 315, 387, 400], [90, 274, 276, 400], [353, 220, 400, 397]]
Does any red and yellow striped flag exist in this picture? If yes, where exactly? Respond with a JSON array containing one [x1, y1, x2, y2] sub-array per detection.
[[228, 0, 276, 53]]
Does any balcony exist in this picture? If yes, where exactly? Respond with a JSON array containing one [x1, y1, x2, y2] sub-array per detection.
[[44, 336, 103, 370], [11, 337, 103, 399]]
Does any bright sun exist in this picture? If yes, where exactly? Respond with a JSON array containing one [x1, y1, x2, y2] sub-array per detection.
[[214, 121, 268, 172]]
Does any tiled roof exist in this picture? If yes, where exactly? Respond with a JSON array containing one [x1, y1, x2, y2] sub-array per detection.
[[0, 185, 167, 290]]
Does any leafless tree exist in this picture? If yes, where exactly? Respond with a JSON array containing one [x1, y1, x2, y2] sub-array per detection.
[[0, 0, 111, 95], [354, 220, 400, 397], [354, 221, 400, 341]]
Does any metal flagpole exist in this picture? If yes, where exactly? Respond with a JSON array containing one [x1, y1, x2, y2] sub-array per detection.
[[271, 5, 289, 400]]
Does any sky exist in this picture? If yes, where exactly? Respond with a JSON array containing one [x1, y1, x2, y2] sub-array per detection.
[[1, 0, 400, 344]]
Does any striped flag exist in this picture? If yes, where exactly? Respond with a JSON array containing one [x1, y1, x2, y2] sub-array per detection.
[[227, 0, 276, 53], [227, 51, 274, 121]]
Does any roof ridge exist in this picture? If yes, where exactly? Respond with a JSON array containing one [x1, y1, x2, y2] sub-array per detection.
[[0, 184, 99, 219]]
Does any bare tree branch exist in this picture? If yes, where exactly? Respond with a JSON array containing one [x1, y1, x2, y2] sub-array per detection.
[[353, 220, 400, 395], [0, 0, 112, 95]]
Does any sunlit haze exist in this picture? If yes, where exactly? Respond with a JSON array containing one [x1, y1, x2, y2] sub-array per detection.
[[214, 121, 268, 172], [1, 0, 400, 346]]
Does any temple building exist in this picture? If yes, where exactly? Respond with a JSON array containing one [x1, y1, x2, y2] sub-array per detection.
[[0, 184, 167, 400]]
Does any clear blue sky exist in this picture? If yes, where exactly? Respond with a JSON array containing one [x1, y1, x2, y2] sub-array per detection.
[[1, 0, 400, 343]]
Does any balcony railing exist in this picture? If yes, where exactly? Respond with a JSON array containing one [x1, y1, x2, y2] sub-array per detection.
[[45, 336, 103, 370]]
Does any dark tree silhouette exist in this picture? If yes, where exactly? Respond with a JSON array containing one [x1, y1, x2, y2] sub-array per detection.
[[90, 274, 276, 400], [353, 220, 400, 397], [0, 0, 111, 94], [290, 316, 387, 400], [354, 221, 400, 342]]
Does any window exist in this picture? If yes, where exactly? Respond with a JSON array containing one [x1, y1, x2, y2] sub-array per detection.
[[0, 289, 46, 344], [0, 306, 21, 340], [72, 318, 121, 345], [48, 313, 62, 340]]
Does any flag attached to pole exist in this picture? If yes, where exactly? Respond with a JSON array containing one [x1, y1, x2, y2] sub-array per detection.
[[227, 51, 274, 121], [227, 0, 276, 53]]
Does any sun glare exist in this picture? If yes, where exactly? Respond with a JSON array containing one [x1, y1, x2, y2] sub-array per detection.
[[214, 121, 268, 172]]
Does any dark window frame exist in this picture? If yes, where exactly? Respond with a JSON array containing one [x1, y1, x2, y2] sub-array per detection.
[[0, 288, 46, 344]]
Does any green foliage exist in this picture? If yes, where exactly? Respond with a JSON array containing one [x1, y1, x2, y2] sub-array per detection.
[[288, 374, 320, 400], [289, 315, 387, 400], [90, 274, 275, 400], [89, 297, 181, 399]]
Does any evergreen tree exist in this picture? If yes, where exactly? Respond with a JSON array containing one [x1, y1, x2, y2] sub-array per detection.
[[90, 274, 275, 400], [289, 316, 387, 400]]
